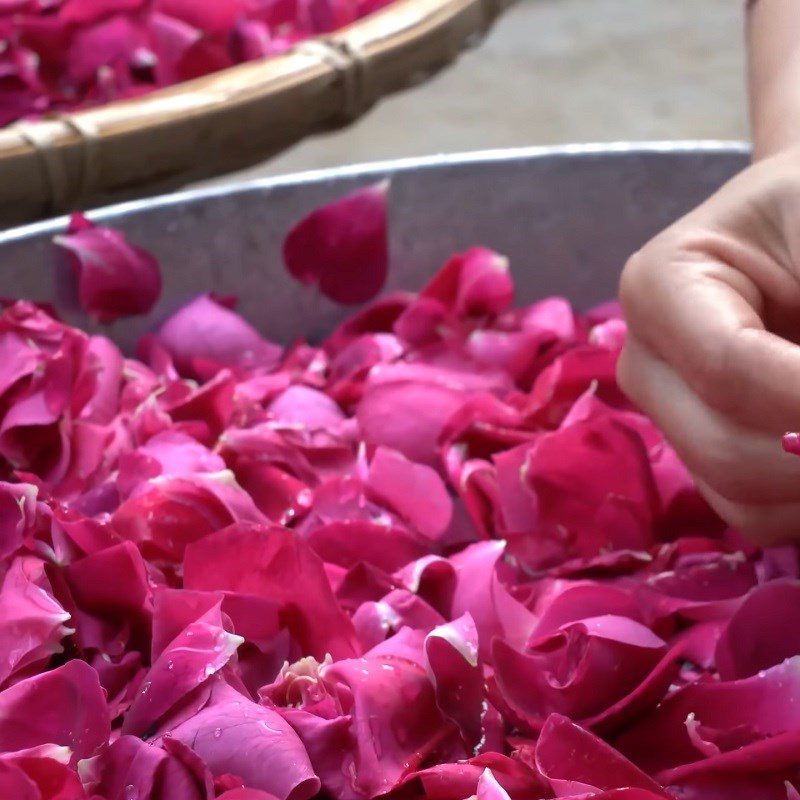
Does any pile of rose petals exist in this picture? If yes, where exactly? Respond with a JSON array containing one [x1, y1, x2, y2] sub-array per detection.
[[0, 0, 393, 127], [1, 182, 799, 800]]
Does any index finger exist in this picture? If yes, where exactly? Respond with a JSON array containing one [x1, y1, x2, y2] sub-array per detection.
[[619, 231, 800, 434]]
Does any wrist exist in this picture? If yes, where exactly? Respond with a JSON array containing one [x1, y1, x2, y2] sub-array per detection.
[[746, 0, 800, 158]]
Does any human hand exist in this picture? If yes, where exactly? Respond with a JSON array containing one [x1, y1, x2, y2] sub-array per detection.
[[618, 147, 800, 542]]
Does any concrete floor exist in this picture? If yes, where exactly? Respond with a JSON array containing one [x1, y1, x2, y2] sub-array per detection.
[[203, 0, 749, 185]]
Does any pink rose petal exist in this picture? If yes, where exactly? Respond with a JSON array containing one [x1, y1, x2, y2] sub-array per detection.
[[536, 714, 668, 797], [184, 522, 360, 660], [160, 679, 319, 800], [282, 183, 389, 305], [54, 213, 162, 324], [149, 294, 282, 381], [0, 660, 109, 762]]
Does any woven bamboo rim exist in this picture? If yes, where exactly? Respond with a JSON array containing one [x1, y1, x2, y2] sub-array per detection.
[[0, 0, 510, 225]]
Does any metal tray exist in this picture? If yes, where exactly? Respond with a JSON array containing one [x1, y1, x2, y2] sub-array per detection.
[[0, 142, 749, 351]]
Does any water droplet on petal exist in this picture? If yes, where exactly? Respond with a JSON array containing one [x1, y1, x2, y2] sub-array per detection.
[[259, 719, 283, 735]]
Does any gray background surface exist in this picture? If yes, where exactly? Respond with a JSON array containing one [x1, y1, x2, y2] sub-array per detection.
[[200, 0, 749, 185]]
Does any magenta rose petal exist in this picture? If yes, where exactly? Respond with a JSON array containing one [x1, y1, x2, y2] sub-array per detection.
[[0, 559, 71, 689], [282, 182, 390, 306], [80, 734, 215, 800], [0, 760, 47, 799], [616, 656, 800, 775], [0, 660, 110, 762], [0, 482, 38, 561], [656, 730, 800, 786], [275, 708, 357, 800], [365, 446, 453, 540], [157, 680, 319, 800], [424, 613, 484, 748], [268, 385, 345, 430], [305, 520, 429, 573], [366, 625, 428, 663], [715, 580, 800, 680], [276, 653, 464, 797], [0, 745, 88, 800], [183, 522, 360, 660], [122, 600, 243, 737], [112, 471, 268, 563], [476, 768, 513, 800], [57, 0, 146, 25], [157, 0, 250, 33], [53, 213, 162, 324], [530, 582, 643, 640], [396, 752, 550, 800], [782, 432, 800, 455], [525, 346, 629, 426], [493, 411, 659, 571], [357, 362, 509, 467], [60, 540, 152, 637], [381, 588, 446, 631], [151, 294, 282, 380], [492, 615, 671, 734], [588, 792, 671, 800], [449, 540, 536, 659], [580, 643, 683, 736], [535, 714, 668, 797], [420, 247, 514, 317]]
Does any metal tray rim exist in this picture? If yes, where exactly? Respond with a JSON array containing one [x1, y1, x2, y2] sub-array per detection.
[[0, 139, 750, 244]]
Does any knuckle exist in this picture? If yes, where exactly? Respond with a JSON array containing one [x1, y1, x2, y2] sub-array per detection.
[[686, 329, 744, 418], [618, 229, 682, 322], [685, 348, 729, 411], [674, 426, 737, 499], [700, 496, 787, 547], [688, 432, 765, 506], [617, 251, 647, 316], [615, 343, 638, 403], [695, 448, 746, 502]]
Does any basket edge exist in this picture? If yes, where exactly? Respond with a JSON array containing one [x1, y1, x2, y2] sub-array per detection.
[[0, 0, 510, 224]]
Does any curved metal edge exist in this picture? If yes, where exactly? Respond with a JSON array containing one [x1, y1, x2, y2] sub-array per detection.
[[0, 140, 751, 244]]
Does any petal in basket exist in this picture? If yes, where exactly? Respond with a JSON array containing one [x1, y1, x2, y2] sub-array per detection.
[[0, 0, 512, 224]]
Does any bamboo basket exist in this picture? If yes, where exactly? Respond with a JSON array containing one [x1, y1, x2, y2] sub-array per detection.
[[0, 0, 510, 226]]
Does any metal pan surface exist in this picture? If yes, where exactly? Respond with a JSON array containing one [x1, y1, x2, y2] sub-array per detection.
[[0, 142, 749, 350]]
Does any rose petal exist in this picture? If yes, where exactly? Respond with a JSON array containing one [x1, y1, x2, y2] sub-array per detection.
[[149, 295, 282, 381], [184, 522, 359, 660], [160, 679, 319, 800], [0, 559, 71, 688], [424, 613, 484, 749], [80, 734, 215, 800], [0, 660, 109, 762], [282, 182, 389, 305], [365, 446, 453, 540], [716, 580, 800, 680], [123, 599, 243, 736], [535, 714, 667, 797], [54, 213, 161, 324]]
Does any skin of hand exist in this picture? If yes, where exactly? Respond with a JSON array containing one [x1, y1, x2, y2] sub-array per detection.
[[617, 146, 800, 542], [617, 0, 800, 542], [747, 0, 800, 160]]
